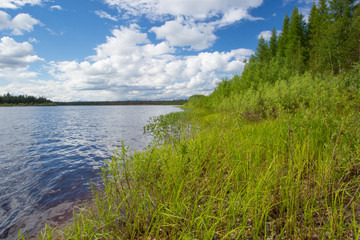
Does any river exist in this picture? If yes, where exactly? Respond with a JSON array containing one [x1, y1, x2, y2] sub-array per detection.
[[0, 105, 181, 239]]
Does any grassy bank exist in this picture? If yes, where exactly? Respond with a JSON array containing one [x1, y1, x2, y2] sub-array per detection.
[[31, 65, 360, 239]]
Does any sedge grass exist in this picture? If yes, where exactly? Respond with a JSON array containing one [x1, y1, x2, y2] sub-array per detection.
[[31, 70, 360, 239], [32, 106, 360, 239]]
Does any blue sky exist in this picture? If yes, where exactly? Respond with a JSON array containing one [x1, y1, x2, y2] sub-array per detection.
[[0, 0, 314, 101]]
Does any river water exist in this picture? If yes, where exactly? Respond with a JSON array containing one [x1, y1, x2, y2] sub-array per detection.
[[0, 105, 181, 239]]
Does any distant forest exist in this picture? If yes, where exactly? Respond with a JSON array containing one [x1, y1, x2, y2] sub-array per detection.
[[0, 93, 187, 106], [55, 100, 187, 106], [0, 93, 54, 105]]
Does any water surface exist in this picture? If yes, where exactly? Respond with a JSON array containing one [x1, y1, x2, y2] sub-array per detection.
[[0, 105, 181, 238]]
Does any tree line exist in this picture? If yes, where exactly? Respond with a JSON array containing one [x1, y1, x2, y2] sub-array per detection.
[[250, 0, 359, 77], [188, 0, 360, 114], [55, 100, 187, 106], [0, 93, 53, 105]]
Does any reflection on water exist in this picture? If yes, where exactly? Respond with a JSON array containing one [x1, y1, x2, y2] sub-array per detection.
[[0, 105, 181, 238]]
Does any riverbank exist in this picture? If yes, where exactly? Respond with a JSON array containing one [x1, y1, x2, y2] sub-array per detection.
[[35, 66, 360, 239]]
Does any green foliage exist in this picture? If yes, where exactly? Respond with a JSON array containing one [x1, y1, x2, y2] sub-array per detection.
[[277, 14, 290, 60], [255, 36, 270, 63], [286, 6, 307, 74], [252, 0, 359, 74], [187, 94, 209, 109], [35, 2, 360, 239], [269, 27, 278, 58], [0, 93, 53, 105], [40, 71, 360, 238]]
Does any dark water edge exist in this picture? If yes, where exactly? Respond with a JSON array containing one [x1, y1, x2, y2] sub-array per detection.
[[2, 201, 79, 239], [0, 105, 182, 239]]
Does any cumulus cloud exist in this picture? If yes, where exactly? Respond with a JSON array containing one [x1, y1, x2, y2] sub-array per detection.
[[0, 11, 40, 35], [50, 5, 62, 10], [104, 0, 263, 50], [104, 0, 263, 19], [0, 0, 43, 9], [28, 37, 39, 43], [257, 30, 272, 41], [95, 10, 118, 21], [151, 18, 216, 50], [38, 25, 253, 101], [0, 36, 43, 69], [257, 30, 282, 41], [0, 37, 43, 89]]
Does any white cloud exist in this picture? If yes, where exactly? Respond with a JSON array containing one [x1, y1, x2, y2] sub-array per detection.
[[105, 0, 263, 20], [0, 0, 43, 9], [50, 5, 62, 11], [257, 30, 281, 41], [257, 30, 272, 41], [104, 0, 264, 50], [34, 25, 253, 101], [0, 11, 40, 35], [28, 37, 39, 43], [95, 10, 118, 21], [0, 36, 43, 69], [0, 18, 254, 101], [282, 0, 317, 7], [0, 37, 43, 88], [151, 18, 216, 50]]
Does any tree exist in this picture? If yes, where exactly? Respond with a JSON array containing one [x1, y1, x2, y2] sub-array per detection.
[[308, 2, 322, 72], [324, 0, 357, 72], [269, 27, 278, 58], [347, 2, 360, 63], [286, 6, 307, 73], [277, 14, 290, 60], [255, 36, 270, 63]]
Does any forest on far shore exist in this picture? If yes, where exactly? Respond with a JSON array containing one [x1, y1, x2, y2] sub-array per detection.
[[0, 93, 54, 105]]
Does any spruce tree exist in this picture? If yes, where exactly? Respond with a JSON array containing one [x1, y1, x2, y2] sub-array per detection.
[[326, 0, 356, 72], [277, 14, 290, 60], [286, 7, 306, 73], [255, 36, 270, 63], [269, 27, 278, 59], [308, 2, 322, 72]]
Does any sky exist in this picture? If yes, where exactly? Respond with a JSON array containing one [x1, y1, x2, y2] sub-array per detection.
[[0, 0, 315, 101]]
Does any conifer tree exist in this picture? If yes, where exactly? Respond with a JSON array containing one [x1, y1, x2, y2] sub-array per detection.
[[286, 7, 306, 73], [308, 2, 322, 72], [326, 0, 356, 72], [269, 27, 278, 58], [309, 0, 332, 72], [277, 14, 290, 60], [255, 36, 270, 63], [347, 2, 360, 63]]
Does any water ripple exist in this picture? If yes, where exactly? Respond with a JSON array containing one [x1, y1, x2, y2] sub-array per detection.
[[0, 105, 181, 239]]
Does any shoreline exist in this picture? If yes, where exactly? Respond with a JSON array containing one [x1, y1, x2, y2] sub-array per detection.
[[4, 201, 77, 240]]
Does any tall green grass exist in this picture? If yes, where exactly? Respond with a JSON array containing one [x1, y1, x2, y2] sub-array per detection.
[[33, 67, 360, 239]]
